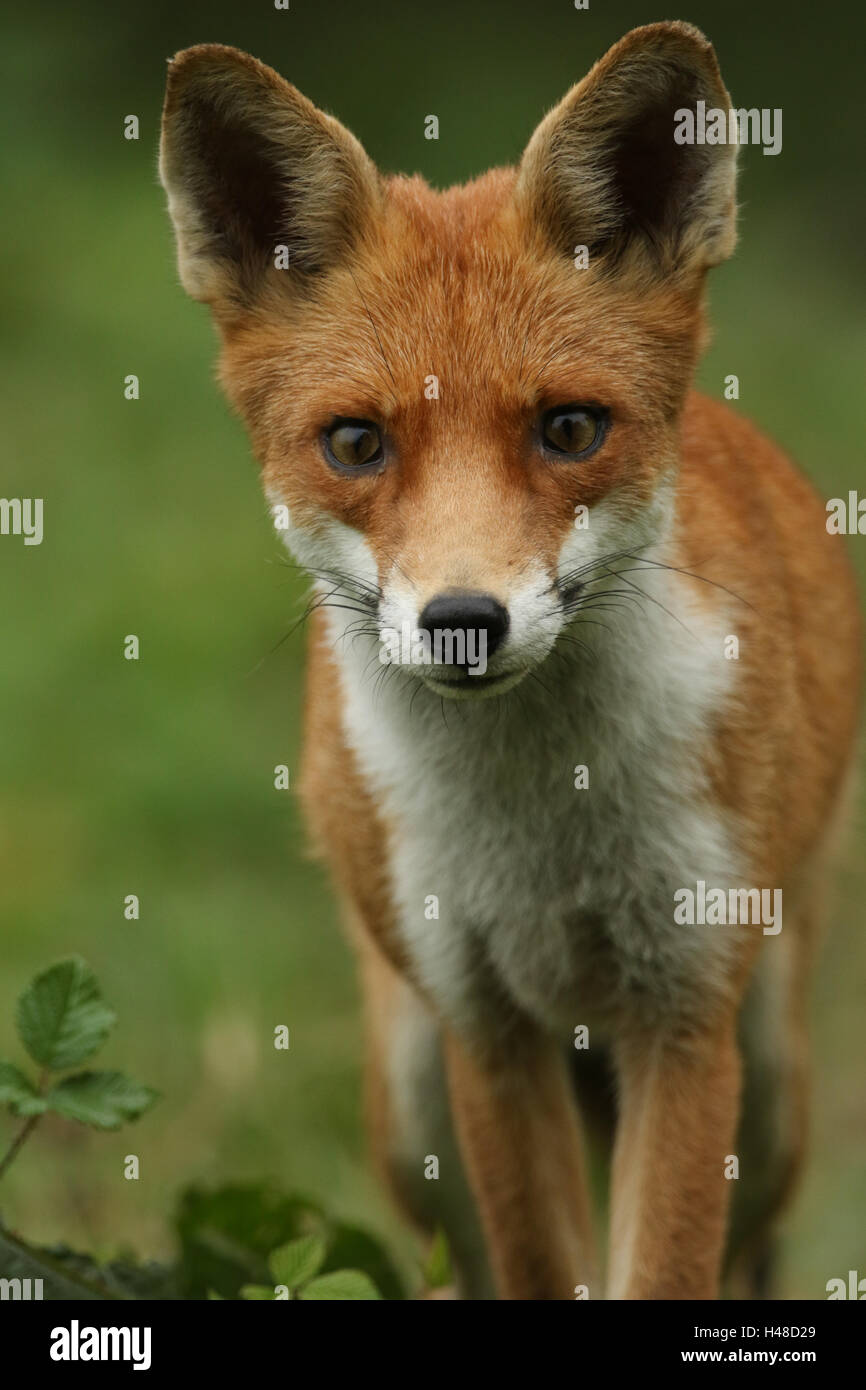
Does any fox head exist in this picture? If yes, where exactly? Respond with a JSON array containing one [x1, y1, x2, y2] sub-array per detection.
[[160, 22, 737, 698]]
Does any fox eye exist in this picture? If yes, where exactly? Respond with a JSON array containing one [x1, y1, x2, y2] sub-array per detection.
[[540, 405, 607, 458], [323, 418, 384, 471]]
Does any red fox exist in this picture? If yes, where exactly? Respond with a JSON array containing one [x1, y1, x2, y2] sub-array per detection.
[[160, 22, 861, 1299]]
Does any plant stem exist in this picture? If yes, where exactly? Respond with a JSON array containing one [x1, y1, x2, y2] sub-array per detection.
[[0, 1113, 42, 1182]]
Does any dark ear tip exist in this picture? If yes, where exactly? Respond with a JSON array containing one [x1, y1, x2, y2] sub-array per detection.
[[610, 20, 719, 69], [162, 44, 284, 120], [659, 21, 719, 61], [605, 21, 725, 94], [164, 43, 261, 88], [167, 42, 249, 65], [625, 20, 712, 48]]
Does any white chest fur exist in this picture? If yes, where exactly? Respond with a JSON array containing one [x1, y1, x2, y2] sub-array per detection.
[[325, 562, 742, 1041]]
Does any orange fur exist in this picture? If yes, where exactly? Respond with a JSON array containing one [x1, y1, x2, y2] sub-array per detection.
[[161, 24, 861, 1299]]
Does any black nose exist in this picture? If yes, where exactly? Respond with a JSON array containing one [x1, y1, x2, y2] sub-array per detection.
[[418, 591, 510, 664]]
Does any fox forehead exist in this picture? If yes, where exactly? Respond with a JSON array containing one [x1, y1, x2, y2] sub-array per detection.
[[219, 168, 701, 444]]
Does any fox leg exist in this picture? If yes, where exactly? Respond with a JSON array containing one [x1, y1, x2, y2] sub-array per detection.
[[607, 1015, 742, 1299], [443, 1024, 598, 1300], [357, 932, 494, 1298], [726, 918, 817, 1296]]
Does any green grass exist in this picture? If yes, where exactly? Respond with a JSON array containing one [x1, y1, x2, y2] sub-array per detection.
[[0, 151, 408, 1268]]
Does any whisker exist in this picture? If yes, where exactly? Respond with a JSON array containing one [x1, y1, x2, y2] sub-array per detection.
[[377, 545, 417, 593], [615, 553, 757, 612]]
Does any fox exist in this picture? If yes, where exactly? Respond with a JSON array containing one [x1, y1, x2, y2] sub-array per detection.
[[160, 22, 861, 1299]]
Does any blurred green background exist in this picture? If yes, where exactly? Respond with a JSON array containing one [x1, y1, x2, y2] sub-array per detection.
[[0, 0, 863, 1297]]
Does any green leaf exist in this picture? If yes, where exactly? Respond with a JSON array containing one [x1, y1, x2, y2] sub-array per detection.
[[0, 1061, 44, 1115], [174, 1184, 325, 1300], [240, 1284, 275, 1300], [268, 1235, 326, 1290], [15, 959, 116, 1070], [45, 1071, 159, 1129], [298, 1269, 381, 1300], [423, 1227, 453, 1290], [10, 1094, 48, 1117], [0, 1061, 35, 1102], [173, 1183, 406, 1301], [319, 1222, 405, 1301]]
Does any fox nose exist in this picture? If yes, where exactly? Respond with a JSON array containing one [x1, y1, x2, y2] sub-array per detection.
[[418, 591, 510, 662]]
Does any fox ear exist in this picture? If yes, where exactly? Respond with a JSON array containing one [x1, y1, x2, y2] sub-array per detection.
[[159, 44, 380, 309], [516, 22, 737, 277]]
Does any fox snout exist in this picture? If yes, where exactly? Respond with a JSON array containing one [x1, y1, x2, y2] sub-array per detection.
[[419, 592, 510, 662]]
